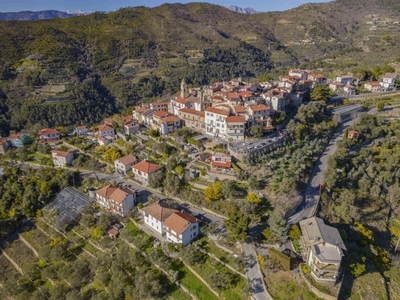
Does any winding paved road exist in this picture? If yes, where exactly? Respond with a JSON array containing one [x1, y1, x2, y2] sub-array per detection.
[[288, 119, 354, 224]]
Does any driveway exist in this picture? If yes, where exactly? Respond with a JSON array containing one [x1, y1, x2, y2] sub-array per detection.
[[242, 239, 272, 300]]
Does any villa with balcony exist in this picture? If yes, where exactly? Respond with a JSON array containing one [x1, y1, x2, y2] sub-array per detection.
[[299, 217, 346, 282]]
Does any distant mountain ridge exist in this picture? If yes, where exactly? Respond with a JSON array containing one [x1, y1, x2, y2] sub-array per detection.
[[0, 9, 91, 21], [226, 5, 261, 14]]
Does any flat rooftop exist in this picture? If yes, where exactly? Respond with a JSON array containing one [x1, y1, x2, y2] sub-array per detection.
[[314, 244, 341, 263]]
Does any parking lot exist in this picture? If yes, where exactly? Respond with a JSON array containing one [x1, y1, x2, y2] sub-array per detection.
[[229, 130, 287, 154]]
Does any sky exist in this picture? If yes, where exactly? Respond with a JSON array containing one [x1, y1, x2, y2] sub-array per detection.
[[0, 0, 331, 13]]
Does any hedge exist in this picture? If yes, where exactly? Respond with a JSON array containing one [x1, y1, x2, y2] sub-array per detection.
[[268, 248, 291, 271]]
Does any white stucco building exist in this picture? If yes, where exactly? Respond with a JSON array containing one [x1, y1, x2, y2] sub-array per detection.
[[205, 107, 230, 137], [299, 217, 346, 282], [52, 150, 74, 168], [131, 160, 163, 183], [142, 200, 199, 245], [114, 154, 137, 175], [94, 185, 136, 217]]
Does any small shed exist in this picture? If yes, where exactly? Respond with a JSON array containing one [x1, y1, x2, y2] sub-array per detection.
[[108, 228, 120, 239]]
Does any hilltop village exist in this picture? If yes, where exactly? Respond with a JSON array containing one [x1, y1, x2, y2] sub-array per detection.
[[1, 66, 400, 300]]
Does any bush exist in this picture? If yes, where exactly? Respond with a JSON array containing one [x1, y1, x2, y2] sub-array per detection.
[[301, 264, 311, 274], [188, 137, 202, 148], [288, 225, 301, 240], [268, 248, 291, 271]]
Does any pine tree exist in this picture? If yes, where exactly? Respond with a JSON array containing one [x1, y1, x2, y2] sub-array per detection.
[[268, 208, 289, 241]]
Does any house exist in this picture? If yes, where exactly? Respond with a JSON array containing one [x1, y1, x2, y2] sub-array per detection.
[[75, 126, 88, 136], [159, 116, 181, 135], [164, 212, 199, 245], [380, 73, 398, 91], [247, 104, 270, 127], [335, 75, 354, 85], [142, 200, 178, 234], [52, 150, 74, 168], [289, 69, 309, 81], [205, 107, 230, 137], [142, 200, 200, 245], [271, 96, 286, 111], [170, 97, 191, 116], [347, 130, 360, 139], [98, 124, 115, 137], [39, 128, 60, 143], [299, 217, 346, 282], [343, 84, 356, 95], [131, 160, 163, 183], [210, 152, 232, 171], [225, 116, 246, 141], [9, 134, 30, 148], [94, 185, 136, 217], [308, 73, 326, 85], [178, 108, 206, 132], [238, 91, 255, 102], [364, 81, 381, 92], [124, 120, 140, 135], [233, 105, 247, 116], [104, 118, 113, 126], [150, 101, 170, 112], [329, 82, 345, 93], [0, 137, 10, 155], [114, 154, 137, 175], [133, 106, 153, 124]]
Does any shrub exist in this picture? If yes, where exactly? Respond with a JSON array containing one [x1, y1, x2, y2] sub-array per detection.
[[257, 254, 265, 267], [349, 261, 366, 278], [288, 225, 301, 240], [301, 264, 311, 274], [262, 228, 275, 241], [268, 248, 291, 271], [188, 137, 202, 148]]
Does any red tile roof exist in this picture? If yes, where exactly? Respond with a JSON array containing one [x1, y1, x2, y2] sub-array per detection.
[[163, 212, 198, 235], [95, 185, 132, 204], [10, 134, 24, 139], [132, 160, 163, 175], [211, 161, 232, 168], [309, 73, 324, 79], [225, 116, 246, 123], [238, 91, 253, 99], [52, 150, 71, 158], [205, 107, 230, 116], [116, 154, 136, 165], [365, 81, 381, 86], [0, 137, 9, 145], [249, 104, 269, 112], [98, 124, 114, 131], [142, 200, 178, 222], [135, 106, 149, 113], [348, 130, 360, 134], [233, 106, 247, 113], [174, 97, 190, 105], [179, 108, 205, 118], [153, 111, 171, 118], [151, 101, 169, 106], [161, 116, 181, 123], [330, 82, 345, 86], [39, 128, 59, 135]]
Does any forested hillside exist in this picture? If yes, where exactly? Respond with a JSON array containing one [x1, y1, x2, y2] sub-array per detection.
[[0, 1, 400, 135]]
